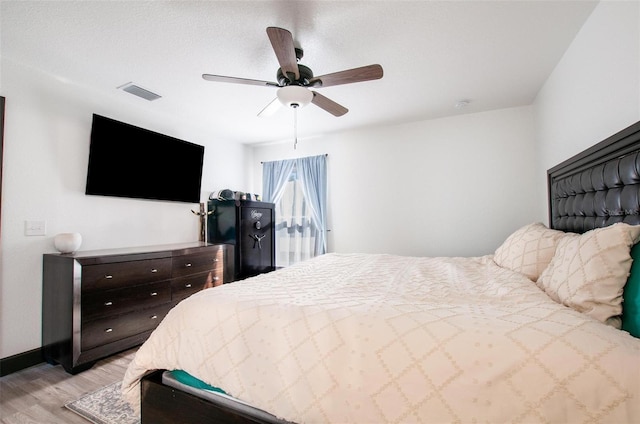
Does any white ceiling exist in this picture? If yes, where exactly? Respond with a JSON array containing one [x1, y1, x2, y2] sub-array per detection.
[[1, 1, 598, 144]]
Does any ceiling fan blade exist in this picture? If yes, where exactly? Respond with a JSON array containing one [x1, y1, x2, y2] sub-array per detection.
[[311, 92, 348, 117], [202, 74, 279, 87], [309, 64, 383, 88], [257, 98, 282, 117], [266, 27, 300, 81]]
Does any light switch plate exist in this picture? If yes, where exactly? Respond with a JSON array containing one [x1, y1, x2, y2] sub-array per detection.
[[25, 220, 46, 236]]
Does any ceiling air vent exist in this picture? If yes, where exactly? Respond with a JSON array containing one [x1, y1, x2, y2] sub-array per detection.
[[117, 82, 162, 101]]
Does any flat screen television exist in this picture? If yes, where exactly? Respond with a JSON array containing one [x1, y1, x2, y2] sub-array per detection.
[[85, 114, 204, 203]]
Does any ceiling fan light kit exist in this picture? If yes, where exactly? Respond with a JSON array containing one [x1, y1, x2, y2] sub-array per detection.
[[277, 86, 313, 108]]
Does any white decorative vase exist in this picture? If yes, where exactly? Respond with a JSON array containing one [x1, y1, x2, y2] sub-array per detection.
[[54, 233, 82, 254]]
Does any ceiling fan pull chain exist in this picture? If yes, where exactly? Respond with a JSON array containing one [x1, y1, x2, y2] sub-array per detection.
[[293, 104, 298, 149]]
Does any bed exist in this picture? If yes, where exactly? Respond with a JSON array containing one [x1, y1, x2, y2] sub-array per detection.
[[122, 120, 640, 423]]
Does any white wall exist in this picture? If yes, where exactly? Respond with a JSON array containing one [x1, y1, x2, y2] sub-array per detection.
[[534, 0, 640, 220], [250, 106, 537, 258], [0, 59, 249, 358]]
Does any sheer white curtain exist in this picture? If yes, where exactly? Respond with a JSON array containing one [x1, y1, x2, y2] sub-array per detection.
[[262, 155, 327, 267]]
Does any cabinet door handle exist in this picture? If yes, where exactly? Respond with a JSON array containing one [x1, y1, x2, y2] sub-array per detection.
[[104, 301, 113, 306], [185, 263, 192, 267], [150, 315, 158, 320], [151, 268, 158, 273], [213, 258, 219, 262], [150, 292, 158, 296], [105, 275, 113, 279], [250, 234, 265, 249], [105, 328, 113, 333], [185, 283, 192, 288]]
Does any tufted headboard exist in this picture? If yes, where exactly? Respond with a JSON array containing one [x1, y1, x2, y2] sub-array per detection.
[[548, 120, 640, 233]]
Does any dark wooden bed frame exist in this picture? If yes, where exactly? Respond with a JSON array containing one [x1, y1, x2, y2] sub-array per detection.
[[141, 370, 284, 423], [140, 119, 640, 424]]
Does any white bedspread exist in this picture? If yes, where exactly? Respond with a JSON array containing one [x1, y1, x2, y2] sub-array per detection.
[[122, 253, 640, 423]]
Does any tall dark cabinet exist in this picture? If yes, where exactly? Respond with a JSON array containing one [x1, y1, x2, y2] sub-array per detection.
[[207, 199, 275, 280]]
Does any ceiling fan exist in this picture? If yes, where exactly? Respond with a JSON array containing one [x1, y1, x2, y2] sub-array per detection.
[[202, 27, 383, 118]]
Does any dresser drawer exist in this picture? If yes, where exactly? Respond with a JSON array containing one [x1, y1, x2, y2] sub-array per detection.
[[171, 271, 222, 303], [81, 303, 172, 350], [82, 258, 172, 292], [82, 281, 171, 322], [172, 251, 223, 277]]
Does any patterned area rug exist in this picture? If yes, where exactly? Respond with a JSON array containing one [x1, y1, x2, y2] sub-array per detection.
[[65, 381, 139, 424]]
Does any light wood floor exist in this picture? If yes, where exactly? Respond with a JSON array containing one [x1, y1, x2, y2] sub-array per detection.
[[0, 348, 137, 424]]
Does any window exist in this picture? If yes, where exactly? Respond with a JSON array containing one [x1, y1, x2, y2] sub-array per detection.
[[263, 155, 327, 267], [275, 167, 316, 266]]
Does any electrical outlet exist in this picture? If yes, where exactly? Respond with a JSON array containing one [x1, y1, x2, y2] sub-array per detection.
[[25, 220, 46, 236]]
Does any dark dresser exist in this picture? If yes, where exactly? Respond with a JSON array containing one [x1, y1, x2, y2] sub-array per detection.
[[42, 242, 233, 374], [207, 200, 275, 280]]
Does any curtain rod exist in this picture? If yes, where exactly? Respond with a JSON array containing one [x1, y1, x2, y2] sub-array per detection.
[[261, 153, 328, 164]]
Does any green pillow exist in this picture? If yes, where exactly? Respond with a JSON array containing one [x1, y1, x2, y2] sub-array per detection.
[[170, 369, 227, 394], [622, 243, 640, 338]]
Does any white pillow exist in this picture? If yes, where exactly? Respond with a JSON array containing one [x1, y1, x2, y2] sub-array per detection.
[[537, 222, 640, 328], [493, 222, 567, 281]]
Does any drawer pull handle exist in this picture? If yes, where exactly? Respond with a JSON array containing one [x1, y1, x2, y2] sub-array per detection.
[[151, 268, 158, 273], [104, 301, 113, 306], [150, 292, 158, 296], [185, 263, 192, 267], [105, 275, 113, 279], [185, 283, 192, 288], [214, 258, 219, 262], [150, 315, 158, 320], [105, 328, 113, 333], [213, 276, 219, 281]]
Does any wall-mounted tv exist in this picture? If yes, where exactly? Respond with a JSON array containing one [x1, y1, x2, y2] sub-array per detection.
[[85, 114, 204, 203]]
